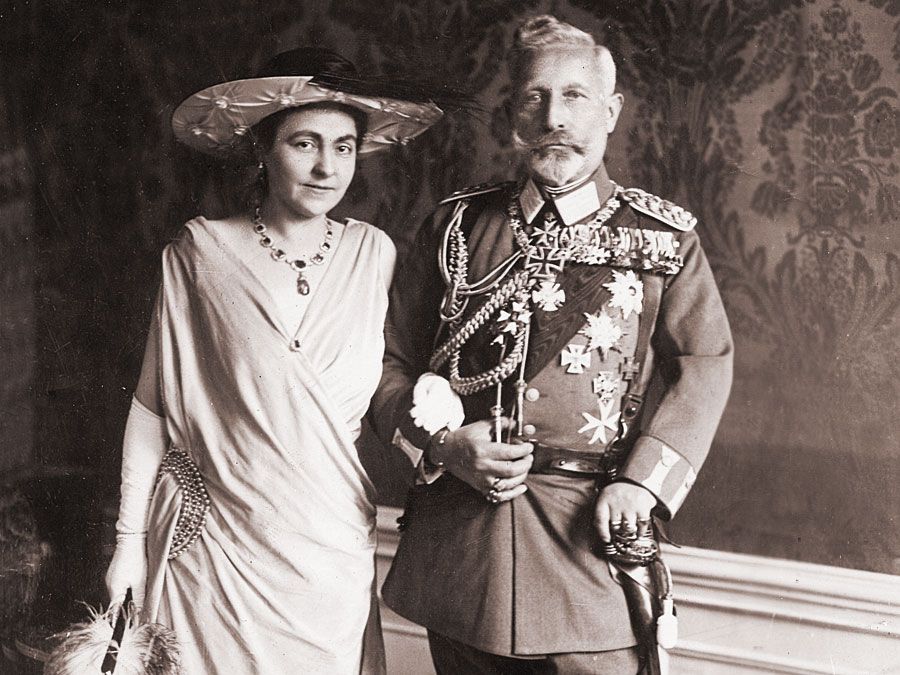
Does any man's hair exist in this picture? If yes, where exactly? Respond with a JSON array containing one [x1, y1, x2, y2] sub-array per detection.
[[510, 15, 616, 95]]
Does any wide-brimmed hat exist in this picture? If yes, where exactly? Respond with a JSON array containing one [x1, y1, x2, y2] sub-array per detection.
[[172, 47, 445, 155]]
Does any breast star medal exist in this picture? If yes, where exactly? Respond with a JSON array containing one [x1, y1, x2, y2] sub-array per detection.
[[578, 400, 621, 445], [560, 344, 592, 374], [579, 310, 623, 359], [603, 270, 644, 319]]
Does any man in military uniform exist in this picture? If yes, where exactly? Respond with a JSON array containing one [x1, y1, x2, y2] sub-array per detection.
[[370, 14, 733, 674]]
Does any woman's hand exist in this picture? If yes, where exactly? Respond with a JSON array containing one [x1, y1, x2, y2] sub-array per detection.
[[105, 533, 148, 608]]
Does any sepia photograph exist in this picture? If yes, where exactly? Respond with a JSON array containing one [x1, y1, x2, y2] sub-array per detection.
[[1, 1, 899, 673]]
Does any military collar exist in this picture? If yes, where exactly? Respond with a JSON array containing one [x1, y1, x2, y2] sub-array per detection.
[[519, 173, 615, 226]]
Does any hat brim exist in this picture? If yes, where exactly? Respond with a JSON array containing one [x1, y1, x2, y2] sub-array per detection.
[[172, 76, 443, 156]]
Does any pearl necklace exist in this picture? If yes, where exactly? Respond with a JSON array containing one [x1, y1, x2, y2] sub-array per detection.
[[252, 208, 334, 295]]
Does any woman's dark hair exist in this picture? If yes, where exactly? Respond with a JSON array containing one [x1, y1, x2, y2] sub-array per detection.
[[251, 102, 368, 156]]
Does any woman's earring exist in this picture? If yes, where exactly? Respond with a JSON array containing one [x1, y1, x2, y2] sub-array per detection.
[[254, 161, 266, 219], [256, 161, 267, 190]]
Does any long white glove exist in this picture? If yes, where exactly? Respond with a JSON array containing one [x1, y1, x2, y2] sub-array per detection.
[[104, 397, 168, 609]]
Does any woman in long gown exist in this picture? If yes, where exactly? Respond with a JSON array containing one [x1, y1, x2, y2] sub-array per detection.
[[102, 48, 443, 674]]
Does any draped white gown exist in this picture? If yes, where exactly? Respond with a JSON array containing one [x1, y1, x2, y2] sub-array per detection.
[[142, 216, 393, 674]]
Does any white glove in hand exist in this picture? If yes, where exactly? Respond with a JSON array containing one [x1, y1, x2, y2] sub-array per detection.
[[410, 373, 465, 434], [105, 533, 148, 608], [105, 397, 168, 608]]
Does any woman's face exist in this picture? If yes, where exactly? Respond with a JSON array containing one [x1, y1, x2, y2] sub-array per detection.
[[262, 106, 359, 220]]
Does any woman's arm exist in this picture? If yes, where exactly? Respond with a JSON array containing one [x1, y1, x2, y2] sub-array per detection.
[[105, 292, 168, 606], [134, 295, 163, 416]]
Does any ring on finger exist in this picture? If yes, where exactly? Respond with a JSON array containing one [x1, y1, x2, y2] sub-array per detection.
[[491, 477, 501, 489], [486, 490, 501, 504]]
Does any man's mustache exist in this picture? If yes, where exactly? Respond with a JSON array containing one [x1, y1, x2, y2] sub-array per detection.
[[526, 132, 585, 154]]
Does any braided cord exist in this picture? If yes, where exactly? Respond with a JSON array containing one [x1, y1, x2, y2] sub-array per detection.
[[430, 270, 529, 372], [448, 324, 528, 395], [430, 185, 630, 396], [444, 221, 470, 320]]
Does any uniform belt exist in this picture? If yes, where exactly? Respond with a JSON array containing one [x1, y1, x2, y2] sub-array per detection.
[[527, 442, 607, 476]]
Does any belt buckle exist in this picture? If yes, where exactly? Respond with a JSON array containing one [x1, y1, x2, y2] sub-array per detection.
[[553, 457, 602, 474]]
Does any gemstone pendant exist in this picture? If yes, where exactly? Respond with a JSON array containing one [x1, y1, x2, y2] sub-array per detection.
[[297, 274, 310, 295]]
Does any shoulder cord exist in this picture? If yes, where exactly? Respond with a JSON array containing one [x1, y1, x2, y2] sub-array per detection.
[[430, 270, 531, 395], [430, 191, 537, 396], [438, 198, 525, 323]]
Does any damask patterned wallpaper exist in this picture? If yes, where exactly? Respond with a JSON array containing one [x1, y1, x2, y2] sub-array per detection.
[[5, 0, 899, 573]]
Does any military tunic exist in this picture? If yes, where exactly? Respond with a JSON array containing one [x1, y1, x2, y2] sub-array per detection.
[[370, 174, 733, 656]]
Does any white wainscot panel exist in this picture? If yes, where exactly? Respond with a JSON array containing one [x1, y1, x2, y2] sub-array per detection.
[[375, 506, 900, 675]]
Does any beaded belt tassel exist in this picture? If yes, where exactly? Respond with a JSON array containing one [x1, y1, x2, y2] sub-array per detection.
[[157, 449, 211, 560]]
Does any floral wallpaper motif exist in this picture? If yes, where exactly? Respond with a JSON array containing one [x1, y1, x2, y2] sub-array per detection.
[[748, 2, 900, 391], [756, 3, 900, 239], [6, 0, 899, 573]]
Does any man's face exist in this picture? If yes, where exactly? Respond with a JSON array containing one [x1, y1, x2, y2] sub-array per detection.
[[512, 48, 623, 187]]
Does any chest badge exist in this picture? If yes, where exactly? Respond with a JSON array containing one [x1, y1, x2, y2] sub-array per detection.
[[580, 310, 623, 359], [592, 371, 621, 403], [561, 343, 592, 374], [579, 400, 621, 445], [532, 280, 566, 312]]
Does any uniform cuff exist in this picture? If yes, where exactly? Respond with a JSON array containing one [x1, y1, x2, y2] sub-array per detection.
[[415, 457, 446, 485], [392, 427, 425, 467], [393, 428, 446, 485], [620, 435, 697, 519]]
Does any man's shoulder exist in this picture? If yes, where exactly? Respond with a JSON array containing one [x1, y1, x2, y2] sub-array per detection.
[[619, 186, 697, 232], [438, 180, 516, 206]]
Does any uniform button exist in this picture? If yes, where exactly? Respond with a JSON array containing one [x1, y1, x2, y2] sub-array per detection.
[[522, 424, 536, 436], [290, 339, 302, 351], [525, 387, 540, 402]]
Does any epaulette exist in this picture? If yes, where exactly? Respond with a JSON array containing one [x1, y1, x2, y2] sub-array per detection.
[[439, 181, 514, 205], [619, 187, 697, 232]]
